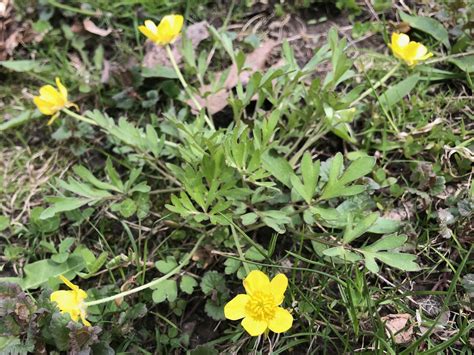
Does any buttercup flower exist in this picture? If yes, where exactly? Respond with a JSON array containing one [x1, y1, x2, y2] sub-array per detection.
[[33, 77, 78, 125], [50, 275, 91, 326], [224, 270, 293, 336], [389, 33, 433, 66], [138, 15, 184, 45]]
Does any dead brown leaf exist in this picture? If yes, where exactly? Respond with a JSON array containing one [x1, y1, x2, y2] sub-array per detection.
[[381, 313, 414, 344], [83, 18, 112, 37], [143, 21, 209, 68], [189, 40, 278, 115]]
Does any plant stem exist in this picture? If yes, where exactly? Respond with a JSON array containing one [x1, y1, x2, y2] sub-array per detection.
[[231, 225, 250, 274], [85, 234, 206, 306], [62, 108, 98, 126], [165, 45, 215, 131], [425, 50, 474, 65], [350, 62, 401, 107], [47, 0, 100, 16]]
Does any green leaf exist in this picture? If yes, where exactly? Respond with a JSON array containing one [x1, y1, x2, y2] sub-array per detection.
[[40, 197, 92, 219], [58, 237, 75, 253], [449, 55, 474, 73], [118, 198, 137, 218], [141, 66, 178, 78], [343, 213, 378, 243], [338, 156, 375, 185], [379, 74, 420, 108], [31, 207, 60, 233], [0, 60, 45, 72], [14, 256, 85, 290], [224, 258, 241, 274], [0, 216, 9, 231], [204, 299, 225, 320], [399, 11, 450, 48], [152, 279, 178, 303], [0, 110, 34, 131], [373, 252, 420, 272], [301, 152, 319, 197], [262, 151, 296, 188], [363, 234, 408, 252], [73, 165, 121, 192], [105, 158, 124, 191], [155, 256, 178, 274], [245, 246, 266, 261], [241, 212, 258, 225], [180, 275, 198, 294], [200, 271, 226, 295]]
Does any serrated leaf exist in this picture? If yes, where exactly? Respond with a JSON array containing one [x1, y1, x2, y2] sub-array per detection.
[[118, 198, 137, 218], [200, 271, 225, 295], [152, 279, 178, 303], [180, 275, 198, 294], [155, 256, 178, 274]]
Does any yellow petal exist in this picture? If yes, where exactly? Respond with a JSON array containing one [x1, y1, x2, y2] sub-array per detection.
[[47, 112, 60, 125], [268, 307, 293, 333], [270, 274, 288, 306], [392, 33, 409, 48], [33, 97, 55, 115], [144, 20, 158, 35], [80, 311, 91, 327], [406, 42, 425, 60], [39, 85, 64, 105], [138, 25, 157, 41], [59, 275, 79, 291], [420, 51, 433, 60], [50, 290, 80, 321], [156, 14, 183, 44], [55, 77, 68, 101], [241, 316, 268, 336], [224, 294, 249, 320], [243, 270, 270, 296]]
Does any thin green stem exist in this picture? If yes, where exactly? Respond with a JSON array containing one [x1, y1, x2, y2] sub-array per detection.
[[62, 108, 98, 126], [85, 234, 206, 306], [425, 50, 474, 65], [47, 0, 100, 16], [350, 62, 402, 107], [231, 225, 250, 274], [165, 45, 215, 131]]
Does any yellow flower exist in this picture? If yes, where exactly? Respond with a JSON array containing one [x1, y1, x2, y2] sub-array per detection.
[[50, 275, 91, 326], [389, 33, 433, 66], [138, 15, 184, 46], [33, 77, 78, 125], [224, 270, 293, 336]]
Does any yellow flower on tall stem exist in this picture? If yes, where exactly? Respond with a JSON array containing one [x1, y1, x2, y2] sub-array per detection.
[[224, 270, 293, 336], [33, 77, 79, 125], [389, 33, 433, 66], [50, 275, 91, 326], [138, 15, 184, 46], [138, 15, 215, 130]]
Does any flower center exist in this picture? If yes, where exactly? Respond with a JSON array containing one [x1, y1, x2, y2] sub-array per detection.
[[245, 291, 275, 321]]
